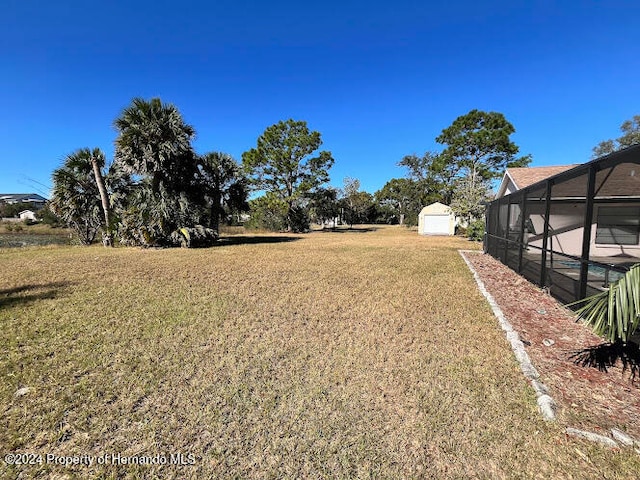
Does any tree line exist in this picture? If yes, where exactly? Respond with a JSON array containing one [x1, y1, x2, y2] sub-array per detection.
[[56, 102, 640, 244], [245, 109, 534, 233], [45, 99, 640, 246], [48, 99, 538, 245]]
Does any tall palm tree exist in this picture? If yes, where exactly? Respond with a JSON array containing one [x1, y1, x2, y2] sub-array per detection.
[[90, 151, 112, 246], [51, 149, 108, 245], [113, 98, 201, 245], [114, 97, 196, 194]]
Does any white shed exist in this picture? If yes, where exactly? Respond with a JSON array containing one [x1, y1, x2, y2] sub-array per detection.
[[18, 210, 37, 221], [418, 202, 456, 236]]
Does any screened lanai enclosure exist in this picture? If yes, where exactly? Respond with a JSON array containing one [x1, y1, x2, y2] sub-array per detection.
[[485, 145, 640, 305]]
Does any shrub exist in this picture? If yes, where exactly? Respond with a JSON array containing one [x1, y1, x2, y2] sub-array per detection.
[[117, 206, 166, 247], [245, 194, 288, 232], [36, 204, 63, 227], [466, 219, 485, 241], [404, 212, 418, 227], [170, 225, 219, 248], [288, 205, 310, 233], [244, 193, 312, 233]]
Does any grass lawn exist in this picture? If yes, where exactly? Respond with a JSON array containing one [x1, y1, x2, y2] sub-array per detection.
[[1, 226, 638, 478]]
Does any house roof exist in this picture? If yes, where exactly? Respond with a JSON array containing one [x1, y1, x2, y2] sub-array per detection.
[[496, 165, 578, 198], [419, 202, 452, 216], [492, 144, 640, 204], [507, 165, 579, 190], [0, 193, 47, 203]]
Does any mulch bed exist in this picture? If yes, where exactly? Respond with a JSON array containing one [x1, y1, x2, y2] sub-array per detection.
[[462, 251, 640, 440]]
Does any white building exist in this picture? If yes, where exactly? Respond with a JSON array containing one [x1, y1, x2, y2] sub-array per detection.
[[18, 210, 37, 221], [418, 202, 456, 236]]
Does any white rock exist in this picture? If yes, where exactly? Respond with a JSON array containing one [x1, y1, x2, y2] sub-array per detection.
[[542, 338, 555, 347], [459, 250, 557, 424], [538, 395, 556, 421], [566, 428, 619, 448], [14, 387, 30, 397], [506, 331, 519, 343], [520, 361, 540, 380], [511, 343, 528, 364], [531, 379, 549, 396], [611, 428, 635, 447]]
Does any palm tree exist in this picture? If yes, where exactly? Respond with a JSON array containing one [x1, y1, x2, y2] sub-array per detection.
[[114, 97, 196, 194], [569, 264, 640, 343], [113, 97, 201, 245], [90, 151, 112, 246], [51, 149, 108, 245], [198, 152, 247, 233]]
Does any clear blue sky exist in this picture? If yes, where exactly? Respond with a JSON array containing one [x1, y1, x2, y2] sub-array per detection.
[[1, 0, 638, 197]]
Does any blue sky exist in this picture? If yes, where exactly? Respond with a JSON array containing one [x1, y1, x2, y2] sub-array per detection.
[[1, 1, 639, 196]]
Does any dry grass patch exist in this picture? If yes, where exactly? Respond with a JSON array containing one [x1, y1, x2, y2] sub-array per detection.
[[1, 226, 638, 478]]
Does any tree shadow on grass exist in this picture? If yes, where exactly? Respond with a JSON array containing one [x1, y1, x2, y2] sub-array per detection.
[[569, 341, 640, 382], [0, 281, 76, 310], [312, 227, 378, 234], [217, 235, 302, 246]]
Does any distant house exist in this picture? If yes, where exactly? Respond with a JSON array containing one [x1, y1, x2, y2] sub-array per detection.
[[0, 193, 47, 209], [19, 210, 37, 221]]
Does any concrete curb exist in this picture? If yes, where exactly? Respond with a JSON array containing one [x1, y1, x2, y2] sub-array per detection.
[[458, 250, 556, 421]]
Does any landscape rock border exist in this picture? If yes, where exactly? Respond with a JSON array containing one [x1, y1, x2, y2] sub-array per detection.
[[458, 250, 556, 421], [459, 250, 640, 452]]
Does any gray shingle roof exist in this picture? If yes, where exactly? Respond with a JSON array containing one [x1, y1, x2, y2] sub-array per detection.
[[0, 193, 47, 203]]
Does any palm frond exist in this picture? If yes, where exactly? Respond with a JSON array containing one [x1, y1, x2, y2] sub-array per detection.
[[568, 264, 640, 343]]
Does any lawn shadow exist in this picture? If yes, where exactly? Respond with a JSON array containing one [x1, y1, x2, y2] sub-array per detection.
[[0, 281, 76, 310], [569, 341, 640, 382], [217, 235, 302, 246], [313, 227, 378, 234]]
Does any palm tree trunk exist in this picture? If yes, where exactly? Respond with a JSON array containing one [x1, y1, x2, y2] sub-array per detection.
[[91, 157, 112, 247]]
